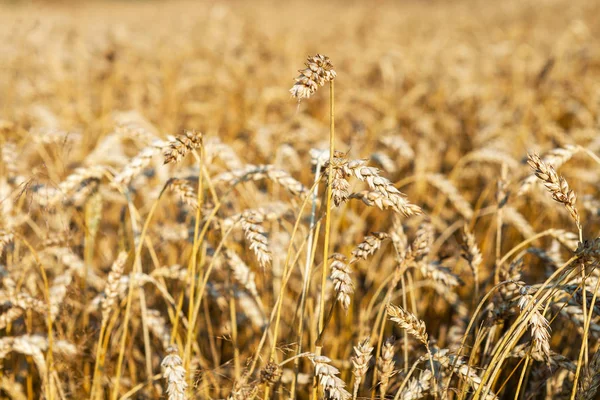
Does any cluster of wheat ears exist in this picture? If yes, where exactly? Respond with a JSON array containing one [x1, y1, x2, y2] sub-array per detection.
[[1, 0, 600, 399]]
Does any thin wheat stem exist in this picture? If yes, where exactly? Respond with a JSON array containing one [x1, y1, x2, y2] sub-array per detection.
[[111, 185, 168, 400], [126, 202, 155, 395], [317, 79, 335, 347], [570, 275, 600, 400], [514, 353, 531, 400], [184, 147, 204, 391], [292, 160, 323, 399], [473, 257, 579, 398], [13, 234, 54, 400], [262, 178, 322, 400]]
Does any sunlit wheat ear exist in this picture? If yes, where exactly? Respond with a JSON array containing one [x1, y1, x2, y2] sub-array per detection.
[[290, 54, 336, 101], [527, 152, 580, 228], [161, 346, 188, 400], [214, 164, 308, 196], [390, 214, 408, 256], [324, 150, 351, 206], [386, 304, 428, 345], [163, 129, 203, 164], [326, 152, 421, 216], [1, 141, 19, 178], [400, 369, 433, 400], [0, 287, 47, 329], [351, 337, 373, 399], [417, 261, 461, 287], [43, 166, 105, 207], [240, 210, 272, 269], [146, 309, 172, 349], [518, 145, 579, 196], [406, 223, 433, 263], [436, 354, 496, 398], [350, 232, 389, 263], [48, 271, 73, 321], [101, 252, 128, 322], [377, 337, 395, 399], [112, 139, 167, 188], [0, 376, 25, 399], [168, 178, 199, 211], [0, 335, 77, 394], [330, 253, 353, 311], [461, 226, 482, 283], [225, 249, 259, 297], [518, 290, 551, 363], [204, 136, 244, 170], [424, 173, 473, 220], [263, 167, 308, 197], [346, 158, 422, 217], [503, 206, 536, 239], [310, 355, 351, 400]]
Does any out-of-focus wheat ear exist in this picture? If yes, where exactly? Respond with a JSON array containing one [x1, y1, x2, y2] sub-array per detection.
[[406, 222, 433, 263], [1, 141, 19, 180], [527, 152, 581, 230], [290, 54, 336, 101], [547, 229, 579, 251], [397, 369, 432, 400], [240, 210, 272, 269], [264, 167, 308, 197], [424, 173, 474, 220], [163, 130, 203, 165], [390, 214, 408, 259], [0, 375, 26, 400], [161, 346, 188, 400], [461, 226, 482, 291], [386, 304, 428, 345], [417, 261, 461, 287], [168, 178, 199, 211], [351, 337, 373, 400], [214, 164, 307, 197], [227, 378, 258, 400], [330, 253, 354, 311], [350, 232, 389, 263], [0, 335, 76, 398], [518, 292, 551, 363], [101, 252, 128, 322], [146, 309, 172, 349], [225, 250, 259, 298], [0, 290, 47, 330], [111, 139, 166, 189], [502, 206, 536, 239], [48, 271, 73, 322], [0, 230, 13, 258], [46, 165, 105, 207], [377, 337, 395, 399]]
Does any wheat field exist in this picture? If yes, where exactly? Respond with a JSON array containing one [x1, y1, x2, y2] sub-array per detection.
[[1, 0, 600, 399]]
